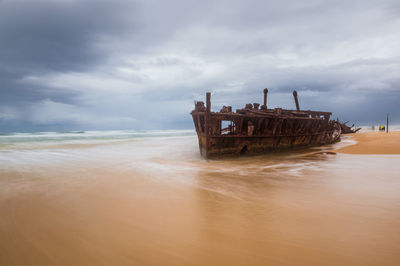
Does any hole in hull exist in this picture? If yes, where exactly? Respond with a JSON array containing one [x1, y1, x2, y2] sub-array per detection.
[[240, 145, 248, 155]]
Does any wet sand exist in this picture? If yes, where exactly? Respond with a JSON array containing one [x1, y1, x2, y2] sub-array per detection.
[[337, 131, 400, 154], [1, 134, 400, 265]]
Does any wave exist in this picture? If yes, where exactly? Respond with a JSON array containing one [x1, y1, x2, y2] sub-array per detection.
[[0, 129, 196, 146]]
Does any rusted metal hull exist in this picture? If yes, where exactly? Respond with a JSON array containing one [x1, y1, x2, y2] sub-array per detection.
[[191, 90, 342, 158], [195, 133, 340, 158], [339, 121, 361, 134], [192, 114, 341, 158]]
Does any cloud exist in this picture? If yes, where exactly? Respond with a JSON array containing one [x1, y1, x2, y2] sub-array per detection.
[[0, 0, 140, 72], [1, 99, 136, 129], [0, 0, 400, 131]]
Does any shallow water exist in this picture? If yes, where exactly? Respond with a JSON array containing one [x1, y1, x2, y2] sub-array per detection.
[[1, 131, 400, 265]]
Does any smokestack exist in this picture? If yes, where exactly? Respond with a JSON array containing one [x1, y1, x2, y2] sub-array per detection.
[[293, 90, 300, 111], [263, 88, 268, 108]]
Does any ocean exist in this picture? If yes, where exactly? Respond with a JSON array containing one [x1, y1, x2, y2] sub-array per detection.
[[1, 130, 400, 265]]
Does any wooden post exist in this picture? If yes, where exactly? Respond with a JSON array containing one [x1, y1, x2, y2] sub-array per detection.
[[387, 113, 389, 133], [293, 90, 300, 111]]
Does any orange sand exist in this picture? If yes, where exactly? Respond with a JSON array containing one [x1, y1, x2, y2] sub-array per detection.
[[2, 136, 400, 265], [337, 131, 400, 154]]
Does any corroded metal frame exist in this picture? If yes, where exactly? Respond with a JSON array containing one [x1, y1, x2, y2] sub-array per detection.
[[191, 90, 341, 158]]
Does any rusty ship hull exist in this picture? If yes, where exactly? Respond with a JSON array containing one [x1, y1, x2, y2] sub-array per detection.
[[191, 89, 341, 158]]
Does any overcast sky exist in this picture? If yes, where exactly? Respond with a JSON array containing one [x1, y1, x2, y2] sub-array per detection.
[[0, 0, 399, 132]]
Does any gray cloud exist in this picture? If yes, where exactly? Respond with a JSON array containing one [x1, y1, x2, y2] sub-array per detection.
[[0, 0, 399, 132], [0, 0, 140, 72]]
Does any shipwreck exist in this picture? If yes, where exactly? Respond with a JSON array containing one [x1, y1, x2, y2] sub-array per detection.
[[191, 89, 342, 158]]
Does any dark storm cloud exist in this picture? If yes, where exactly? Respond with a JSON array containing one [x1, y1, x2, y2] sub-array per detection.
[[0, 0, 141, 129], [0, 0, 400, 131], [0, 0, 140, 73]]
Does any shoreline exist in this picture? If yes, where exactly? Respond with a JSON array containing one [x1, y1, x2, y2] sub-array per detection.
[[336, 131, 400, 154]]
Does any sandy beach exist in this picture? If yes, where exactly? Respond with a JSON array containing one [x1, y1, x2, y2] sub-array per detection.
[[1, 131, 400, 266], [337, 131, 400, 154]]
